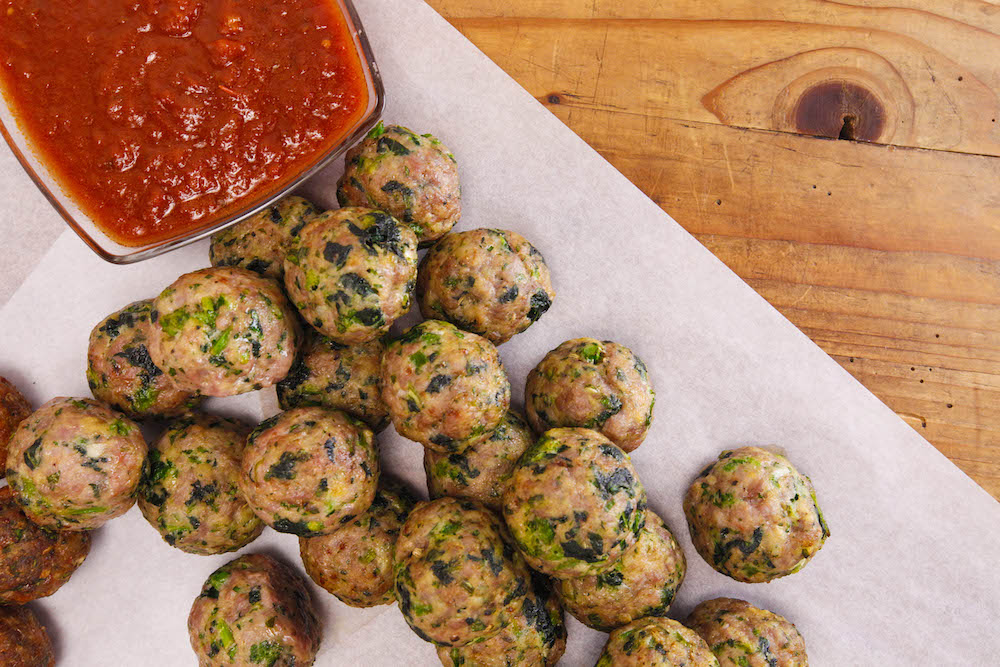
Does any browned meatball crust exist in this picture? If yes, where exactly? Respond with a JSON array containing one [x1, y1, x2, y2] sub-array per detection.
[[0, 486, 90, 605], [0, 376, 32, 477], [686, 598, 809, 667], [0, 605, 55, 667]]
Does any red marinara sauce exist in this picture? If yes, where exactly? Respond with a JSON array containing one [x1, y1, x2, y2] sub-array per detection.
[[0, 0, 368, 245]]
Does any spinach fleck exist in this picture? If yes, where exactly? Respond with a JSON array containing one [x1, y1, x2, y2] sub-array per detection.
[[265, 451, 311, 481]]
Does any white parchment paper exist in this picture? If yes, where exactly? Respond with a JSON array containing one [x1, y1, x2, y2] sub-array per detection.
[[1, 0, 998, 664]]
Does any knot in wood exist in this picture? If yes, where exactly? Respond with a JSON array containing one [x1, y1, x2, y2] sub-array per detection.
[[793, 81, 886, 142]]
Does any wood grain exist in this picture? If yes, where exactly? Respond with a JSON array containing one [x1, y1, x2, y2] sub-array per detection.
[[427, 0, 1000, 498]]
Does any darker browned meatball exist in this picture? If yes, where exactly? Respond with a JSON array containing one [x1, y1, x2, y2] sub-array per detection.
[[0, 605, 55, 667], [0, 486, 90, 605], [0, 376, 31, 478]]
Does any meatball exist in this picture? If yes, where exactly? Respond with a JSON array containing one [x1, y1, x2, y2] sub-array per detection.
[[596, 617, 719, 667], [277, 333, 389, 432], [6, 397, 147, 531], [686, 598, 809, 667], [0, 486, 90, 604], [437, 575, 566, 667], [149, 267, 301, 397], [0, 376, 31, 477], [188, 553, 321, 667], [299, 477, 416, 607], [683, 447, 829, 583], [284, 208, 418, 344], [416, 229, 555, 344], [209, 195, 320, 280], [556, 510, 685, 631], [502, 428, 646, 579], [526, 338, 655, 453], [239, 407, 379, 537], [393, 498, 530, 647], [337, 123, 460, 245], [381, 320, 510, 453], [138, 413, 264, 555], [87, 300, 201, 419], [0, 605, 55, 667], [423, 410, 535, 511]]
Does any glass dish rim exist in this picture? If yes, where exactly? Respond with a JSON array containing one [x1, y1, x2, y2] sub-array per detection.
[[0, 0, 385, 265]]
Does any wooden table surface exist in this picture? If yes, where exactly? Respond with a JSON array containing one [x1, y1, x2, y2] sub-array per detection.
[[427, 0, 1000, 500]]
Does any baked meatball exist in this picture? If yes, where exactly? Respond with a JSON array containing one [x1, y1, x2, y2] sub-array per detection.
[[240, 407, 379, 537], [686, 598, 809, 667], [277, 333, 389, 432], [188, 553, 321, 667], [381, 320, 510, 453], [424, 410, 535, 511], [337, 123, 460, 245], [417, 229, 555, 344], [596, 617, 719, 667], [0, 486, 90, 604], [138, 413, 264, 555], [0, 376, 31, 477], [6, 397, 146, 531], [209, 195, 320, 280], [557, 510, 685, 631], [526, 338, 655, 453], [437, 574, 566, 667], [502, 428, 646, 579], [149, 267, 301, 397], [87, 300, 201, 419], [394, 498, 530, 647], [683, 447, 829, 583], [0, 605, 55, 667], [299, 477, 416, 607], [284, 208, 418, 344]]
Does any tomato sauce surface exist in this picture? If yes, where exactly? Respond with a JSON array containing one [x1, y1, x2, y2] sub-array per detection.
[[0, 0, 368, 245]]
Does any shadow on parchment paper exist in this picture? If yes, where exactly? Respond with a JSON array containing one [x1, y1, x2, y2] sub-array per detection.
[[27, 600, 63, 663]]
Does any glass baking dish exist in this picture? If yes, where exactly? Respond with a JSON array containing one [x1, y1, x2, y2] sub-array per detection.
[[0, 0, 384, 264]]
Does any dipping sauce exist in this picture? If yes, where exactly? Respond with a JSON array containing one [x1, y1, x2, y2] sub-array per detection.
[[0, 0, 369, 245]]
